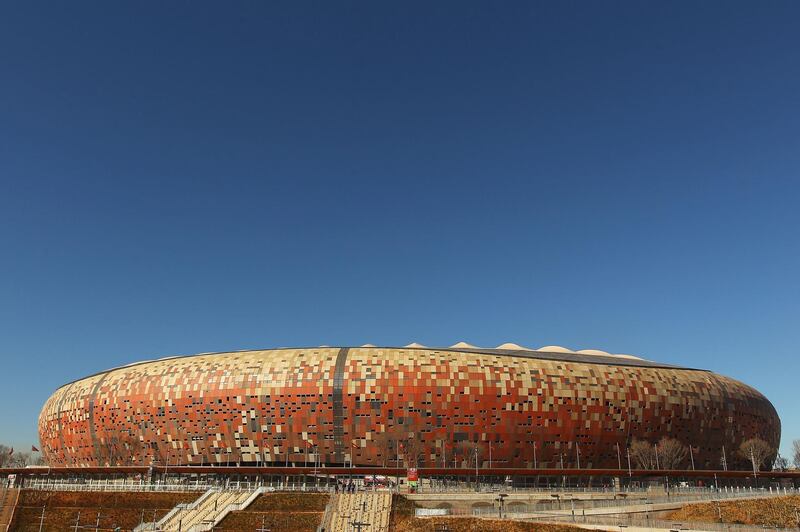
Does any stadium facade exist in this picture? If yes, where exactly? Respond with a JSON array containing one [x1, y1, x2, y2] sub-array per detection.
[[38, 345, 780, 470]]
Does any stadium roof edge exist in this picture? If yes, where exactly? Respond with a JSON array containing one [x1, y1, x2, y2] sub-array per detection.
[[52, 345, 706, 391]]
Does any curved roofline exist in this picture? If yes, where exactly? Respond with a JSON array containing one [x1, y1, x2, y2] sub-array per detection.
[[51, 345, 707, 392]]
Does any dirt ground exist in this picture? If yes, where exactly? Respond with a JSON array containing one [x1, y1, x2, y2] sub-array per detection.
[[667, 495, 800, 528]]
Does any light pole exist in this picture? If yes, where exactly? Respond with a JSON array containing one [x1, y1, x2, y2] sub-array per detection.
[[259, 430, 264, 467], [474, 446, 479, 492], [626, 447, 632, 477], [93, 510, 106, 532], [303, 439, 314, 490], [314, 444, 320, 490], [533, 441, 537, 469], [353, 439, 359, 468], [689, 445, 695, 471], [397, 441, 403, 493], [615, 442, 622, 470], [256, 513, 271, 532]]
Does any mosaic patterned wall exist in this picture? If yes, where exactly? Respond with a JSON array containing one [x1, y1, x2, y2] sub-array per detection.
[[38, 347, 780, 470]]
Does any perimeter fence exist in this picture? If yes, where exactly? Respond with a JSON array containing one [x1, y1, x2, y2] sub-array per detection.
[[538, 514, 800, 532], [464, 486, 798, 516]]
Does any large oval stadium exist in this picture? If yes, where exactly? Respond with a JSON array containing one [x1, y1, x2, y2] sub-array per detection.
[[38, 344, 780, 470]]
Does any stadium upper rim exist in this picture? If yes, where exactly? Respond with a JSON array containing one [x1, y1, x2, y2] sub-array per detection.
[[52, 344, 708, 391]]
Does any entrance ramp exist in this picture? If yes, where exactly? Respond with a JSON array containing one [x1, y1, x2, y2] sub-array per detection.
[[136, 487, 264, 531]]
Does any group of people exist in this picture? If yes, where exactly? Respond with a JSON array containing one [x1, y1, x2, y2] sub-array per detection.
[[334, 480, 358, 493]]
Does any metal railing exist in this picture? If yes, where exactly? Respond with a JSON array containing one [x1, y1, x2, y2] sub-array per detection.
[[467, 487, 796, 516], [540, 514, 800, 532], [187, 487, 265, 532], [23, 477, 335, 493], [26, 479, 213, 492], [137, 488, 220, 531], [419, 483, 722, 494]]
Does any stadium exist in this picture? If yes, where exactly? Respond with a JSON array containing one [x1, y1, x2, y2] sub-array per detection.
[[38, 344, 780, 471]]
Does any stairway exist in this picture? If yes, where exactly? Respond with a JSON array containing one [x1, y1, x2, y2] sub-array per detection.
[[136, 488, 262, 531], [320, 492, 392, 532]]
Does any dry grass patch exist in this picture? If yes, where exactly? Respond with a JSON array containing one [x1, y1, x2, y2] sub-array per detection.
[[17, 489, 196, 509], [393, 517, 585, 532], [10, 490, 198, 531], [246, 492, 329, 512], [214, 510, 323, 531], [667, 495, 800, 528], [390, 496, 583, 532], [214, 492, 328, 532]]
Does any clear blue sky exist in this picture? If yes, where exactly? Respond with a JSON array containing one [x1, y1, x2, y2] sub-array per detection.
[[1, 2, 798, 459]]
